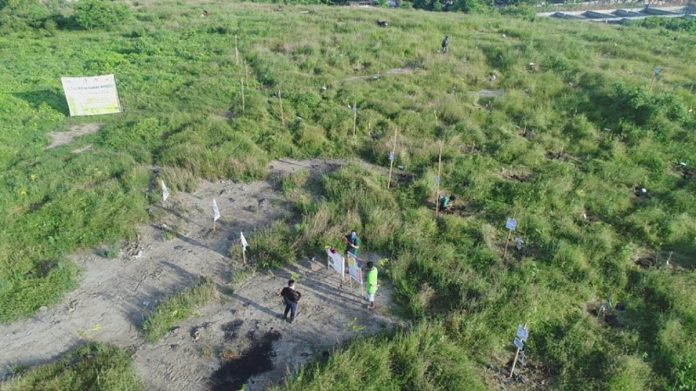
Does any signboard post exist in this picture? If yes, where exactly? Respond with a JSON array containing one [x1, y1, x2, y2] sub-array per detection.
[[61, 75, 122, 116], [509, 323, 528, 378], [326, 247, 345, 280], [502, 214, 517, 260]]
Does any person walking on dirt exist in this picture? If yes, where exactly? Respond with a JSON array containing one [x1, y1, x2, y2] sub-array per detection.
[[343, 230, 361, 258], [365, 262, 378, 309], [441, 36, 449, 54], [280, 279, 301, 323]]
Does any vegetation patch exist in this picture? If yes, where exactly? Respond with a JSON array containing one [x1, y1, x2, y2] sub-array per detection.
[[4, 342, 142, 391], [142, 278, 216, 342]]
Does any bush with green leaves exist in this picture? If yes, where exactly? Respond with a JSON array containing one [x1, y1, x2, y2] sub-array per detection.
[[74, 0, 130, 30]]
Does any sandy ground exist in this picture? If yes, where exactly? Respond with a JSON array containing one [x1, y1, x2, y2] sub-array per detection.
[[0, 159, 399, 390], [45, 123, 102, 149]]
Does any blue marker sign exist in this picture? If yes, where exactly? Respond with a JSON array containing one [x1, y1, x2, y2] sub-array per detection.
[[389, 150, 395, 162], [517, 324, 528, 341], [435, 176, 440, 185], [506, 217, 517, 231], [513, 337, 524, 350]]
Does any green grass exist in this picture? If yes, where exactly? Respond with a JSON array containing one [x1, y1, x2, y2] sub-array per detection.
[[3, 342, 142, 391], [0, 0, 695, 389], [141, 278, 216, 342]]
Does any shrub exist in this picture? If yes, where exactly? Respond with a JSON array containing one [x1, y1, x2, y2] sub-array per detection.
[[74, 0, 131, 30]]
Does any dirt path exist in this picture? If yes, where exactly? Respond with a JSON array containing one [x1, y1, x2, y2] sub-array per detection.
[[0, 159, 399, 390], [45, 123, 102, 149]]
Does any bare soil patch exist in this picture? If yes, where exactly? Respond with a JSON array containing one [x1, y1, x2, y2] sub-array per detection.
[[500, 168, 534, 182], [0, 159, 399, 391], [342, 66, 419, 83], [477, 89, 505, 98], [45, 123, 102, 149]]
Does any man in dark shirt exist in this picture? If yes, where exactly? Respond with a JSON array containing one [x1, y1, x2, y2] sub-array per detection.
[[280, 279, 301, 323]]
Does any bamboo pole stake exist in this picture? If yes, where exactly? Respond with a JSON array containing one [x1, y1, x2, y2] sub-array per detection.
[[352, 100, 357, 137], [278, 90, 285, 126], [242, 247, 247, 266], [235, 35, 240, 66], [387, 127, 399, 189], [509, 322, 528, 378], [502, 210, 517, 261], [241, 78, 245, 112], [434, 142, 443, 217]]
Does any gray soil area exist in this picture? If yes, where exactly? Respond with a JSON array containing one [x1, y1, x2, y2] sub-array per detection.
[[0, 159, 399, 391], [45, 123, 102, 149]]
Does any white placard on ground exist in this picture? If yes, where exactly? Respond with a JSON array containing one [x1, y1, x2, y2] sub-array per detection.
[[61, 74, 122, 116]]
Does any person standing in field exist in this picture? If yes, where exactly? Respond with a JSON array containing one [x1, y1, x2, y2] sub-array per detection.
[[441, 36, 449, 54], [280, 279, 301, 323], [365, 261, 378, 309], [344, 230, 361, 258]]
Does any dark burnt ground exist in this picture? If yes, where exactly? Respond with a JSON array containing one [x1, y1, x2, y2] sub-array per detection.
[[211, 330, 282, 391]]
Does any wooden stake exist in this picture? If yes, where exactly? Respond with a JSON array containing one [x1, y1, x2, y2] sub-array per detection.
[[235, 35, 239, 66], [387, 127, 398, 189], [352, 100, 357, 137], [434, 142, 443, 217], [509, 322, 528, 378], [502, 210, 517, 260], [242, 247, 247, 266], [278, 90, 285, 126], [241, 78, 245, 112]]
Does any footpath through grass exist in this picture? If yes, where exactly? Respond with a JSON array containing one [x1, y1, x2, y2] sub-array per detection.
[[0, 0, 695, 389]]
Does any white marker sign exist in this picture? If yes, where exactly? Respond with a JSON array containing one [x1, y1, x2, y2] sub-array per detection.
[[213, 199, 221, 222], [160, 180, 169, 202], [61, 74, 122, 116]]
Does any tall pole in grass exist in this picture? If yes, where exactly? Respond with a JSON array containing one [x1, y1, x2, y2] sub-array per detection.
[[352, 100, 358, 137], [278, 90, 285, 126], [235, 35, 240, 66], [241, 78, 245, 113], [434, 142, 443, 217], [387, 127, 399, 189]]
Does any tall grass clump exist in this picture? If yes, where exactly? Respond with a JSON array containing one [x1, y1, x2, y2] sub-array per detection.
[[142, 278, 216, 342], [5, 342, 142, 391]]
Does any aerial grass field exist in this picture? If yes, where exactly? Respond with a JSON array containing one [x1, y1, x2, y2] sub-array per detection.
[[0, 0, 694, 389]]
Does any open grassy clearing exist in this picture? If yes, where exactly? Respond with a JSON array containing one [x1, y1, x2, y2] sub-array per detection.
[[0, 0, 695, 389]]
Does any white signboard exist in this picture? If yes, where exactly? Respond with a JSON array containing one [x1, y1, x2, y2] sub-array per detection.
[[346, 255, 363, 285], [326, 248, 345, 277], [61, 75, 122, 116]]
